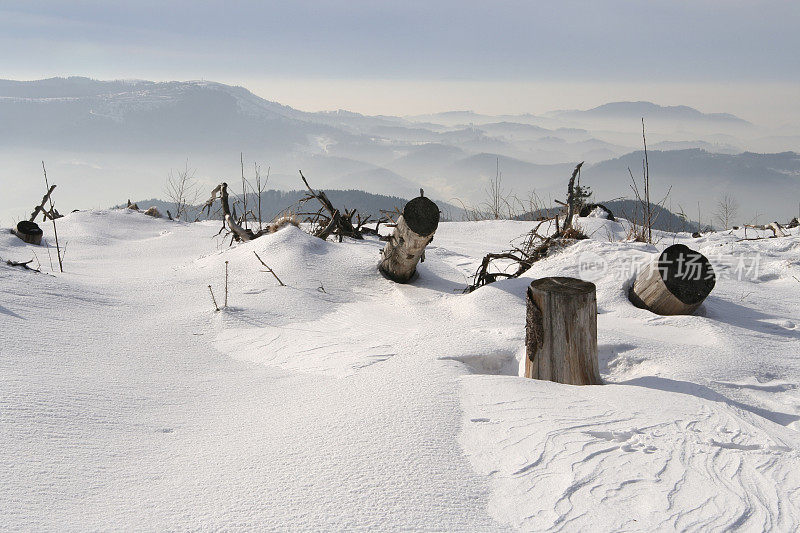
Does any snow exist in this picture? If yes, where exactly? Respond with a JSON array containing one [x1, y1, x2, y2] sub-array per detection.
[[1, 210, 799, 530]]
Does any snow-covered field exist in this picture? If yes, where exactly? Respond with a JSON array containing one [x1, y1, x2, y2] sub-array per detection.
[[1, 210, 799, 531]]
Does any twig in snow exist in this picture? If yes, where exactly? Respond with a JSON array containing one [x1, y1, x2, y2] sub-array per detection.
[[208, 285, 220, 312], [5, 259, 42, 273], [42, 162, 63, 272], [253, 251, 285, 286], [224, 260, 229, 308]]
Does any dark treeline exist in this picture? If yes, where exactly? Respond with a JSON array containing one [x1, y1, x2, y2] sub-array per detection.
[[120, 189, 463, 223]]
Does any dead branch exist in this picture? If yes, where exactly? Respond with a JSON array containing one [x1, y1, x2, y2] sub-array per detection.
[[30, 185, 57, 222], [298, 170, 364, 240], [741, 222, 787, 238], [253, 251, 285, 286], [564, 162, 584, 231], [203, 182, 272, 243], [5, 259, 42, 272], [466, 166, 591, 292]]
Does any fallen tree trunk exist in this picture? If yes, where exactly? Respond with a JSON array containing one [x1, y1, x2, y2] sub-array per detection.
[[629, 243, 715, 315], [743, 222, 787, 238], [378, 196, 439, 283], [525, 277, 601, 385]]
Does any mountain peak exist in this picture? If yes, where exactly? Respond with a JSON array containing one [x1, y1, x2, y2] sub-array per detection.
[[552, 101, 750, 125]]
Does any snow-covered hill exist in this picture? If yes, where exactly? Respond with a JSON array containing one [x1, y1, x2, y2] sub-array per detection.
[[1, 207, 799, 529]]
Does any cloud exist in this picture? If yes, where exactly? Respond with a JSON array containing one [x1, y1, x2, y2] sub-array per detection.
[[0, 1, 798, 81]]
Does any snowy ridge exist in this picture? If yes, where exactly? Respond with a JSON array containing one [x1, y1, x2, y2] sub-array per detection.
[[1, 210, 799, 530]]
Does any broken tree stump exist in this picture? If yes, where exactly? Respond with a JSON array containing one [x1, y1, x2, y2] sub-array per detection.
[[629, 243, 715, 315], [378, 196, 439, 283], [525, 277, 601, 385], [13, 221, 43, 245]]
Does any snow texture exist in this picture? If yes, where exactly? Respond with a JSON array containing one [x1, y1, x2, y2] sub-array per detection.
[[1, 209, 799, 531]]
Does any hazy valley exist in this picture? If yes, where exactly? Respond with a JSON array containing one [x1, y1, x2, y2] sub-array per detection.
[[2, 77, 798, 225]]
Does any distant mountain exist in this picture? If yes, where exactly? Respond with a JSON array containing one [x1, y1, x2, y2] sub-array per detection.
[[0, 77, 348, 153], [406, 110, 495, 125], [517, 199, 712, 233], [589, 149, 800, 185], [551, 101, 750, 126], [386, 143, 467, 177], [583, 149, 800, 221], [3, 77, 798, 224], [650, 140, 741, 154], [442, 153, 575, 197]]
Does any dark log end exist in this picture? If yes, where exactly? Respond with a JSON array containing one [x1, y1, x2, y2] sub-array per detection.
[[529, 276, 596, 296], [403, 196, 440, 237], [14, 221, 43, 246], [17, 221, 43, 237], [658, 244, 716, 305]]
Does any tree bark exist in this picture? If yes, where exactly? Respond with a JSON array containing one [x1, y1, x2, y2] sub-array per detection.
[[629, 244, 715, 315], [525, 277, 601, 385], [378, 196, 439, 283]]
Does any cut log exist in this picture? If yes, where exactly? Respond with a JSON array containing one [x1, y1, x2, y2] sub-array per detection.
[[629, 243, 715, 315], [378, 196, 439, 283], [525, 277, 601, 385], [13, 220, 43, 245]]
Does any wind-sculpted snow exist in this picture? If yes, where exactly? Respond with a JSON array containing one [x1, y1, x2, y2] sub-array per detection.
[[216, 301, 401, 377], [448, 221, 800, 531], [1, 210, 799, 530], [461, 378, 800, 531]]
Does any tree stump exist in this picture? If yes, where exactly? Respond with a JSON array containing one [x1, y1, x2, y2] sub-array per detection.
[[378, 196, 439, 283], [13, 221, 43, 245], [629, 243, 715, 315], [525, 277, 601, 385]]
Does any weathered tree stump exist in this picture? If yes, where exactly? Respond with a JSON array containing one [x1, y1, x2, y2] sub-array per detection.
[[378, 196, 439, 283], [629, 243, 715, 315], [525, 277, 601, 385], [13, 221, 43, 245]]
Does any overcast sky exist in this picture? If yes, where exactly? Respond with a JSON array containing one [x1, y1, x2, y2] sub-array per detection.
[[1, 0, 799, 119]]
